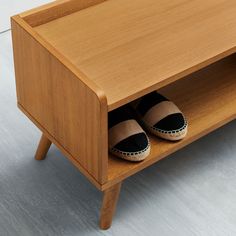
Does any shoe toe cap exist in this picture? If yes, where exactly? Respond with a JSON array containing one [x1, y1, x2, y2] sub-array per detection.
[[153, 113, 187, 132], [112, 133, 150, 161]]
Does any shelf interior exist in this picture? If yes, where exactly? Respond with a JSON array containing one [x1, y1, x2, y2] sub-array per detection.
[[107, 54, 236, 185], [34, 0, 236, 110]]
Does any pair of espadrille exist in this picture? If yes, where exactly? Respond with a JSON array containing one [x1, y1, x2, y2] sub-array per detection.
[[108, 92, 188, 161]]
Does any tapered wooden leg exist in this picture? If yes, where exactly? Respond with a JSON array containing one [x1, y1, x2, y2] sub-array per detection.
[[99, 182, 122, 230], [35, 134, 52, 160]]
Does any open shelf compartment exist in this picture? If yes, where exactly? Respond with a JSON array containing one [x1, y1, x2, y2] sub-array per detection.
[[108, 55, 236, 187]]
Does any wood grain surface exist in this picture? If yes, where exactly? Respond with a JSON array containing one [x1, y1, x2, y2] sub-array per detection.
[[21, 0, 108, 27], [2, 30, 236, 235], [34, 134, 52, 160], [11, 0, 236, 191], [100, 182, 122, 229], [35, 0, 236, 110], [11, 16, 108, 185]]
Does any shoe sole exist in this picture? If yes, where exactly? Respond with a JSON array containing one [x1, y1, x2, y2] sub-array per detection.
[[110, 143, 151, 162]]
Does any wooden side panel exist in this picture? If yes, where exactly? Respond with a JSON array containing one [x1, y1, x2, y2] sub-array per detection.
[[20, 0, 107, 27], [11, 17, 108, 184]]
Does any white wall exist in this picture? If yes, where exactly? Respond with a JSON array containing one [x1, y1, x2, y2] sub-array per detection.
[[0, 0, 52, 32]]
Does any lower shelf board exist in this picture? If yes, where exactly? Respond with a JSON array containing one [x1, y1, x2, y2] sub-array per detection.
[[108, 54, 236, 185]]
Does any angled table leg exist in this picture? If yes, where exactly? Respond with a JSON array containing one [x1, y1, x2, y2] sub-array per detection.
[[35, 134, 52, 160], [99, 182, 122, 230]]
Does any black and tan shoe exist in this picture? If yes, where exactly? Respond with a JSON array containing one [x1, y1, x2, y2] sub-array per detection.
[[133, 92, 188, 141], [108, 106, 150, 161]]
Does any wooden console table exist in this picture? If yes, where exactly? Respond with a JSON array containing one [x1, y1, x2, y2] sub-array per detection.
[[11, 0, 236, 229]]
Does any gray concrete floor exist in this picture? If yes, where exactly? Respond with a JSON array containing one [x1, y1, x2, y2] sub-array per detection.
[[1, 23, 236, 236]]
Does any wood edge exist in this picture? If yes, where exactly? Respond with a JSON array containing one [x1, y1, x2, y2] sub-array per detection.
[[108, 49, 236, 112], [11, 15, 108, 106], [104, 115, 236, 189], [10, 17, 22, 104], [19, 0, 68, 18], [19, 0, 108, 27], [17, 102, 104, 191], [98, 99, 109, 183]]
